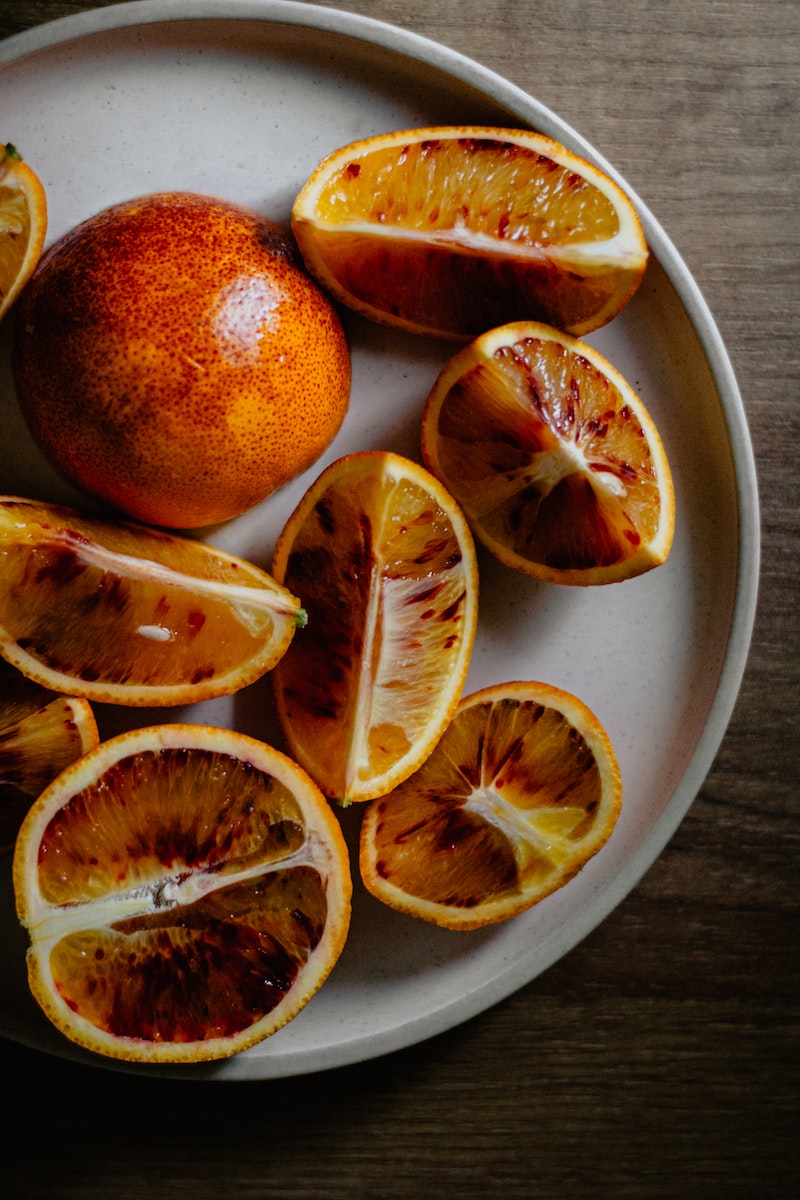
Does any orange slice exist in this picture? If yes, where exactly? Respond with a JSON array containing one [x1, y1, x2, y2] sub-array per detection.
[[0, 142, 47, 323], [359, 680, 622, 930], [0, 658, 98, 852], [291, 125, 648, 339], [0, 496, 303, 705], [271, 451, 479, 804], [421, 321, 675, 585], [13, 723, 352, 1064]]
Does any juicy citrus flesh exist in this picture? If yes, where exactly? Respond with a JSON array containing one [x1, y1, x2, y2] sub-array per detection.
[[0, 658, 98, 796], [272, 451, 479, 804], [0, 657, 98, 853], [421, 321, 675, 585], [292, 126, 648, 339], [0, 496, 302, 705], [359, 681, 622, 930], [13, 724, 352, 1063], [0, 142, 47, 323], [12, 191, 350, 529]]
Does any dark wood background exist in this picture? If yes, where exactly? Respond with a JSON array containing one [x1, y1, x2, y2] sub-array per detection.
[[2, 1, 797, 1197]]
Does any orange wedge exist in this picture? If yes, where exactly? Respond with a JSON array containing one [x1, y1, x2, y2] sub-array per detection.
[[292, 126, 648, 339], [421, 321, 675, 585], [13, 723, 352, 1063], [0, 658, 98, 852], [0, 142, 47, 323], [359, 681, 622, 930], [0, 496, 303, 705], [271, 451, 479, 804]]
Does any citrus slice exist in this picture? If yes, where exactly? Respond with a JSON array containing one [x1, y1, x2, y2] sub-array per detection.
[[421, 321, 675, 585], [291, 125, 648, 339], [271, 451, 479, 804], [13, 723, 352, 1064], [0, 142, 47, 323], [0, 658, 98, 853], [0, 496, 303, 705], [359, 680, 622, 930]]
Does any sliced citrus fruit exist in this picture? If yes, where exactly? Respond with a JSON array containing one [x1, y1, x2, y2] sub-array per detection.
[[421, 321, 675, 585], [0, 142, 47, 323], [291, 125, 648, 339], [359, 680, 622, 930], [13, 723, 352, 1063], [271, 451, 479, 804], [0, 658, 98, 852], [0, 496, 303, 705]]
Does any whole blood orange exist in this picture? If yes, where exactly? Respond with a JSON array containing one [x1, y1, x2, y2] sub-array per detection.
[[12, 192, 351, 529]]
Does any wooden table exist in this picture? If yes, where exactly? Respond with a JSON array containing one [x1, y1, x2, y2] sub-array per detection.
[[1, 1, 796, 1196]]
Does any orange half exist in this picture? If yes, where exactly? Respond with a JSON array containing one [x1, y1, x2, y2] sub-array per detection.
[[13, 724, 352, 1063]]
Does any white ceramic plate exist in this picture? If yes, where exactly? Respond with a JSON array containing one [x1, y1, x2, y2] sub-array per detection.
[[0, 0, 759, 1080]]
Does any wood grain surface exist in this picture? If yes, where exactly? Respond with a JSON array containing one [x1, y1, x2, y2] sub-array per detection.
[[1, 1, 797, 1197]]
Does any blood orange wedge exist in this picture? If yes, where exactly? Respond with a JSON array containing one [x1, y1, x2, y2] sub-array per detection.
[[13, 724, 352, 1064], [421, 321, 675, 585], [291, 125, 648, 339], [271, 451, 479, 804], [359, 681, 622, 930], [0, 658, 98, 852], [0, 142, 47, 324], [0, 496, 303, 705]]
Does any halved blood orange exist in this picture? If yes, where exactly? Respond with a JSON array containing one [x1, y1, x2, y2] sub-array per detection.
[[359, 681, 622, 930], [271, 451, 479, 804], [13, 724, 352, 1064], [421, 321, 675, 585], [0, 658, 98, 852], [292, 126, 648, 339], [0, 496, 303, 705], [0, 142, 47, 324]]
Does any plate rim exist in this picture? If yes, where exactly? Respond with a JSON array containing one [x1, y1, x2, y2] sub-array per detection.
[[0, 0, 761, 1080]]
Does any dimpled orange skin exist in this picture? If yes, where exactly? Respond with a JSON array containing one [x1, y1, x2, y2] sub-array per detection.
[[12, 192, 351, 529]]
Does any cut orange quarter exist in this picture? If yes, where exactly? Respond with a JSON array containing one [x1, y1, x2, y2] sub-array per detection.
[[13, 724, 352, 1064], [292, 125, 648, 339], [272, 451, 479, 804], [0, 142, 47, 324], [0, 496, 303, 705], [421, 321, 675, 585], [0, 658, 98, 852], [359, 680, 622, 930]]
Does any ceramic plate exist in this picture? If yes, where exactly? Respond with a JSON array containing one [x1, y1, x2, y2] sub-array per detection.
[[0, 0, 759, 1079]]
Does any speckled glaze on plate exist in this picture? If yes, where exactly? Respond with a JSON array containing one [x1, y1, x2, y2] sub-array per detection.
[[0, 0, 759, 1080]]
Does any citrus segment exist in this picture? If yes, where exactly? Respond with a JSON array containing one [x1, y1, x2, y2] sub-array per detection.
[[421, 321, 675, 585], [292, 126, 648, 339], [0, 496, 303, 705], [12, 191, 350, 528], [272, 452, 478, 804], [0, 142, 47, 323], [0, 658, 98, 852], [359, 681, 622, 929], [13, 724, 351, 1063]]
